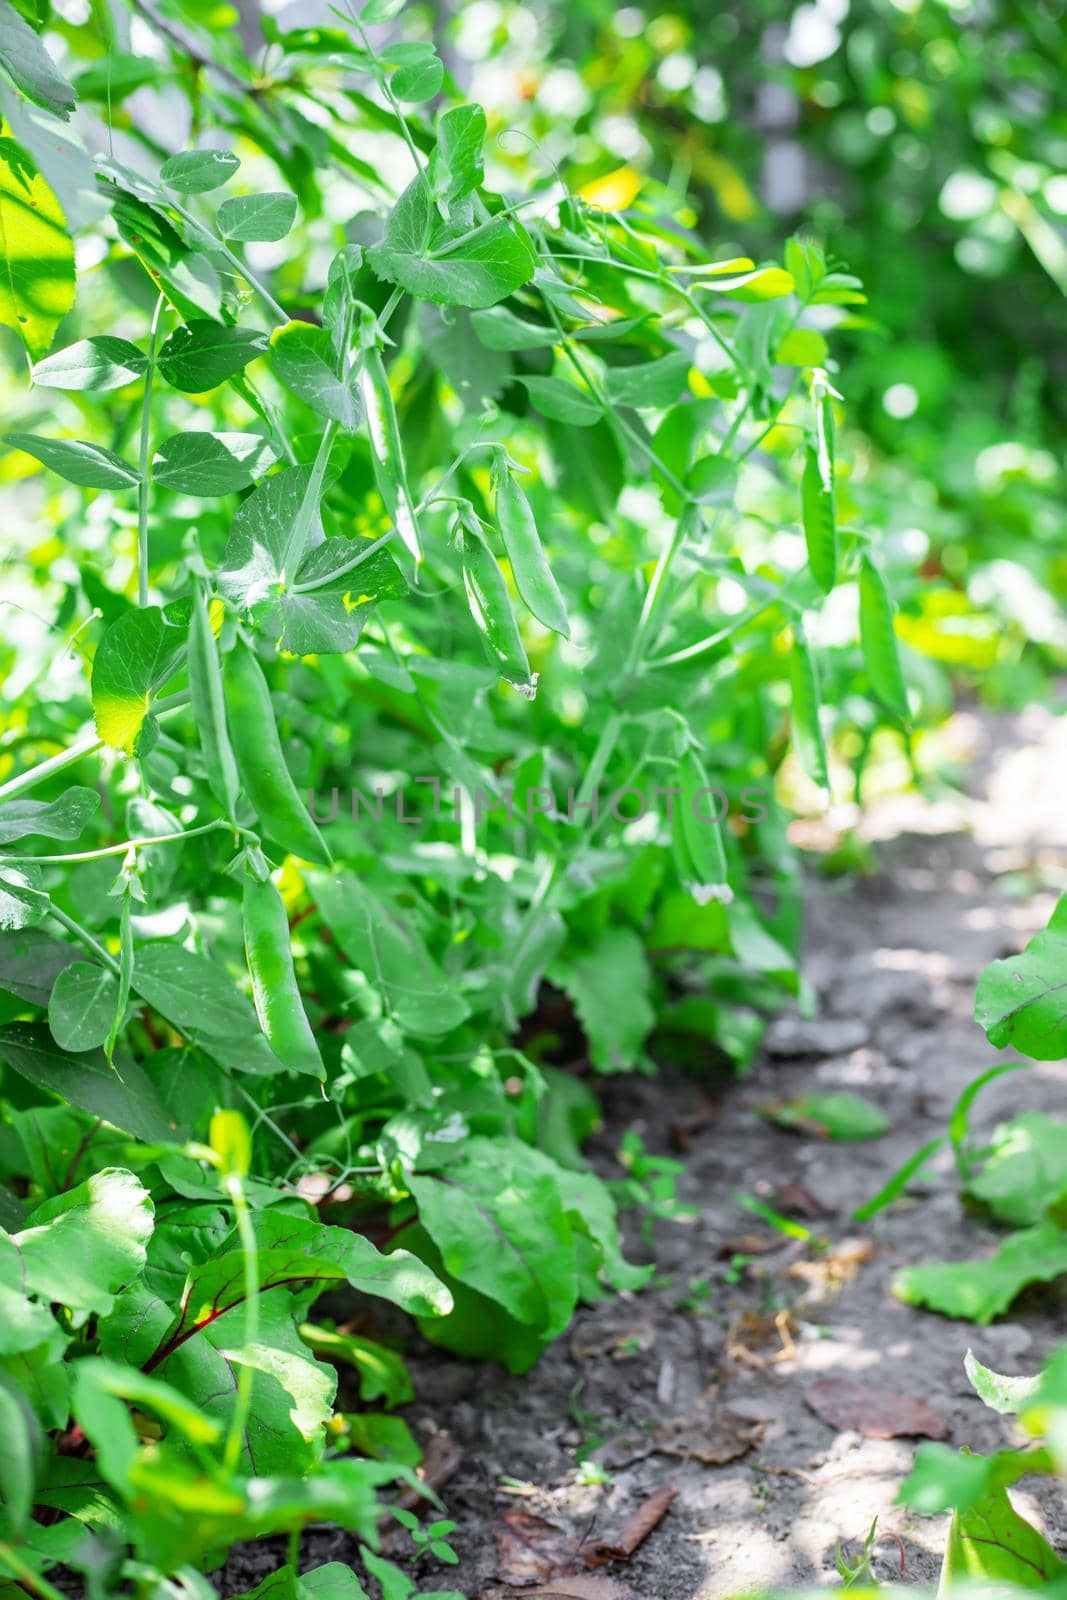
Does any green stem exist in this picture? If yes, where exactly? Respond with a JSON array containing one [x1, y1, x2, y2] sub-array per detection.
[[137, 293, 166, 608], [4, 818, 242, 866], [0, 693, 190, 804], [169, 200, 288, 326], [222, 1176, 260, 1475], [287, 1525, 302, 1594], [0, 1544, 70, 1600], [47, 905, 122, 976]]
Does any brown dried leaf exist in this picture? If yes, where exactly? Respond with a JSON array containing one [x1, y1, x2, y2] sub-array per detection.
[[805, 1376, 948, 1440], [652, 1411, 761, 1464], [483, 1579, 636, 1600], [582, 1486, 677, 1567], [773, 1181, 831, 1218], [495, 1510, 576, 1585]]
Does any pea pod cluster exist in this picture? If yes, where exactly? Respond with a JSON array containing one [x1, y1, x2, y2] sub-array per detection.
[[243, 870, 325, 1080], [455, 505, 537, 697], [492, 449, 569, 638], [801, 370, 839, 594], [356, 307, 422, 565], [222, 635, 331, 865]]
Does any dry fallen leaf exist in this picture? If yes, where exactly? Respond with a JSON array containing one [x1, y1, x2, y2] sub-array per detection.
[[805, 1376, 948, 1439], [582, 1487, 676, 1566], [652, 1411, 761, 1464], [494, 1510, 577, 1586], [483, 1578, 636, 1600]]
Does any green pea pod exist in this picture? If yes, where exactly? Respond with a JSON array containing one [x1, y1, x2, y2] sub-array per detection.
[[357, 320, 421, 564], [105, 875, 135, 1064], [859, 553, 909, 722], [677, 748, 731, 900], [457, 512, 536, 697], [223, 637, 332, 865], [801, 444, 836, 594], [492, 451, 569, 638], [789, 622, 830, 791], [243, 872, 325, 1080], [188, 588, 241, 821]]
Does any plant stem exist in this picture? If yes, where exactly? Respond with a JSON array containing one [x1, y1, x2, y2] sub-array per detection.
[[137, 293, 166, 608], [222, 1176, 260, 1475], [3, 818, 242, 866], [46, 905, 122, 976], [0, 1545, 70, 1600], [0, 694, 190, 804], [169, 200, 289, 326]]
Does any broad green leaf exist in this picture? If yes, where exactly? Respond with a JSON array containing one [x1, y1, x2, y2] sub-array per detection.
[[0, 136, 74, 360], [131, 942, 265, 1040], [0, 1232, 61, 1356], [266, 536, 406, 655], [218, 463, 324, 607], [420, 304, 511, 412], [47, 960, 119, 1053], [0, 0, 75, 118], [431, 103, 485, 208], [110, 187, 223, 321], [159, 148, 240, 194], [470, 304, 557, 350], [152, 431, 278, 496], [964, 1348, 1042, 1415], [0, 929, 80, 1006], [975, 898, 1067, 1059], [0, 787, 99, 843], [5, 432, 137, 489], [761, 1091, 889, 1141], [899, 1443, 1010, 1514], [0, 1022, 174, 1141], [392, 48, 443, 102], [91, 604, 188, 754], [939, 1478, 1064, 1590], [406, 1139, 578, 1335], [13, 1168, 154, 1319], [31, 336, 146, 391], [602, 349, 691, 409], [298, 1326, 414, 1407], [0, 1368, 42, 1532], [74, 52, 164, 100], [550, 926, 654, 1072], [368, 176, 537, 308], [216, 191, 297, 243], [518, 374, 601, 425], [269, 321, 361, 428], [893, 1219, 1067, 1323], [968, 1112, 1067, 1224], [157, 321, 268, 392], [0, 861, 47, 930], [362, 0, 406, 18], [311, 870, 470, 1038]]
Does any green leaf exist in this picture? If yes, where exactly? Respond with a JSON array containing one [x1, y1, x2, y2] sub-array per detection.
[[131, 942, 267, 1041], [74, 52, 165, 100], [602, 349, 691, 409], [91, 605, 187, 753], [392, 49, 443, 102], [216, 191, 297, 243], [157, 321, 268, 392], [0, 1368, 42, 1533], [430, 104, 485, 209], [311, 870, 470, 1038], [31, 336, 146, 391], [269, 321, 361, 428], [975, 897, 1067, 1060], [0, 861, 47, 930], [939, 1477, 1064, 1589], [298, 1326, 414, 1408], [420, 304, 511, 412], [893, 1219, 1067, 1323], [47, 961, 119, 1053], [0, 1022, 174, 1141], [0, 929, 80, 1006], [761, 1091, 889, 1141], [218, 463, 323, 607], [5, 432, 138, 489], [964, 1348, 1042, 1415], [0, 1231, 61, 1355], [152, 431, 278, 496], [470, 304, 557, 351], [518, 374, 601, 425], [968, 1112, 1067, 1225], [13, 1168, 154, 1318], [0, 0, 75, 118], [550, 926, 654, 1073], [110, 187, 222, 322], [368, 176, 537, 308], [271, 537, 406, 654], [159, 148, 240, 194], [898, 1443, 1006, 1514], [362, 0, 406, 18], [0, 786, 99, 843], [406, 1139, 578, 1335]]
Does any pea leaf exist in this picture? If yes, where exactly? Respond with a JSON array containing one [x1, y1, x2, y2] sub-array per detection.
[[430, 104, 485, 209], [12, 1168, 154, 1319], [0, 930, 80, 1006], [967, 1112, 1067, 1225], [975, 896, 1067, 1059], [470, 305, 557, 351], [47, 961, 119, 1053], [368, 176, 537, 308], [91, 605, 188, 754], [269, 321, 362, 429], [131, 942, 265, 1040], [0, 787, 99, 844], [419, 303, 511, 412], [602, 349, 691, 409], [0, 1022, 174, 1141], [159, 148, 239, 194], [152, 431, 278, 496], [31, 336, 147, 391], [550, 926, 654, 1073], [5, 432, 139, 489], [218, 464, 326, 607], [109, 187, 223, 322], [264, 536, 407, 655], [216, 192, 297, 243], [392, 49, 443, 102], [893, 1219, 1067, 1323], [157, 322, 268, 392], [518, 375, 601, 426], [0, 862, 47, 930], [0, 0, 76, 118]]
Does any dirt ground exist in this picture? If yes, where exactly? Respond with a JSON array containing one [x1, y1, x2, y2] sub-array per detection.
[[220, 707, 1067, 1598]]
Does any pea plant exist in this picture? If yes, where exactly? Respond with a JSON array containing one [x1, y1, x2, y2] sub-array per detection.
[[0, 0, 909, 1589]]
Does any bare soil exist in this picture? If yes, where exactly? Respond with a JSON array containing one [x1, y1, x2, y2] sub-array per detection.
[[219, 708, 1067, 1598]]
